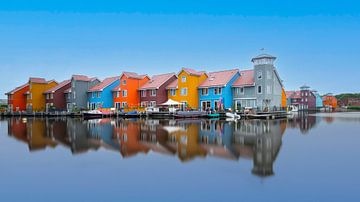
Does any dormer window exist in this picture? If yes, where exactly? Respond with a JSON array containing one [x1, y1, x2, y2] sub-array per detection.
[[123, 80, 126, 85]]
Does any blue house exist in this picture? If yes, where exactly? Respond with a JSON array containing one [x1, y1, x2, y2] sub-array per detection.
[[198, 69, 240, 111], [312, 90, 324, 108], [198, 120, 237, 160], [88, 76, 120, 110]]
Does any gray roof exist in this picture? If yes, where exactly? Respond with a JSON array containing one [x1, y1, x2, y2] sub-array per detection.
[[251, 54, 277, 62]]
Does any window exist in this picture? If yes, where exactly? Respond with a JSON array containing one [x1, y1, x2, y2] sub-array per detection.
[[150, 101, 156, 107], [150, 90, 156, 96], [122, 90, 127, 97], [170, 89, 176, 96], [257, 71, 262, 79], [122, 102, 127, 107], [214, 100, 220, 111], [214, 88, 222, 95], [180, 88, 187, 96], [141, 90, 146, 97], [73, 91, 76, 99], [116, 91, 120, 98], [181, 76, 186, 83], [46, 94, 50, 99], [122, 80, 126, 85], [72, 82, 75, 88], [50, 94, 53, 99], [201, 88, 208, 96], [115, 102, 121, 109], [97, 92, 101, 98], [257, 85, 262, 94], [92, 92, 95, 98], [123, 134, 128, 142], [141, 102, 147, 107], [236, 87, 244, 95]]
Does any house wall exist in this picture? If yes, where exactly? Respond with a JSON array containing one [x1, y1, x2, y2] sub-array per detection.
[[168, 70, 207, 109], [198, 72, 240, 110], [114, 75, 150, 108], [254, 64, 282, 110], [67, 79, 100, 111], [7, 85, 29, 112], [27, 81, 58, 112], [88, 79, 120, 109], [140, 75, 177, 106], [45, 82, 71, 111]]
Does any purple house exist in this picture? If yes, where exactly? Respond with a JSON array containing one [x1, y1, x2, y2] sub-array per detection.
[[287, 85, 316, 111], [139, 73, 177, 107]]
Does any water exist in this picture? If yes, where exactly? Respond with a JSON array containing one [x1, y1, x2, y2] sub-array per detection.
[[0, 113, 359, 202]]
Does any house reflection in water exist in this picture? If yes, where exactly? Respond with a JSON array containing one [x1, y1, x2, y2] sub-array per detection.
[[139, 119, 176, 156], [287, 112, 319, 134], [233, 120, 286, 176], [166, 120, 206, 162], [115, 119, 149, 158], [6, 117, 311, 177], [8, 117, 57, 151]]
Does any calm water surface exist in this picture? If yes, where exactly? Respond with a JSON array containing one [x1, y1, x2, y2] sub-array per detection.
[[1, 113, 360, 202]]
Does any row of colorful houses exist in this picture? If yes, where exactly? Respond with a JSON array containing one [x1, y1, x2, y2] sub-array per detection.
[[5, 54, 288, 112], [286, 85, 338, 110]]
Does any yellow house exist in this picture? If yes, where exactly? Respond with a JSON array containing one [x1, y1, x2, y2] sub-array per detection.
[[26, 78, 58, 112], [167, 123, 207, 162], [166, 68, 207, 110]]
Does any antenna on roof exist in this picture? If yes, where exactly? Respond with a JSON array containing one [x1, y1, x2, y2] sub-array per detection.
[[260, 48, 265, 51]]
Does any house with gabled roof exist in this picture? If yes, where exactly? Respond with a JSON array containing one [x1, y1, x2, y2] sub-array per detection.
[[5, 83, 29, 112], [139, 72, 177, 107], [25, 77, 58, 112], [87, 76, 120, 110], [232, 54, 285, 111], [166, 68, 208, 110], [43, 79, 71, 111], [286, 85, 317, 110], [198, 69, 240, 111], [113, 72, 150, 110], [65, 75, 100, 112]]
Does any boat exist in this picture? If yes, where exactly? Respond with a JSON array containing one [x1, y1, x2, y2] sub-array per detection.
[[205, 113, 220, 118], [124, 111, 141, 118], [174, 111, 206, 118], [225, 112, 241, 120], [289, 105, 299, 112], [83, 110, 104, 119]]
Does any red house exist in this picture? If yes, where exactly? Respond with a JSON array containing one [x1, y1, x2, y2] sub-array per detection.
[[5, 83, 29, 112], [43, 80, 71, 112], [139, 73, 177, 107]]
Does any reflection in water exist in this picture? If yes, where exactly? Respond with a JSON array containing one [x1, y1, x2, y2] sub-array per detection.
[[6, 115, 319, 177]]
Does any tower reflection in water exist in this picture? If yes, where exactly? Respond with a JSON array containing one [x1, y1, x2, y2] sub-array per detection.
[[6, 115, 318, 177]]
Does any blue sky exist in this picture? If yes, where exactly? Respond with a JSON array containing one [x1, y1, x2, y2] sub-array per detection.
[[0, 0, 359, 98]]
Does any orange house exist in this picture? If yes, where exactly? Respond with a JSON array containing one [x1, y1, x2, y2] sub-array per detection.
[[114, 120, 150, 158], [5, 83, 29, 112], [113, 72, 150, 110], [323, 94, 338, 109], [26, 78, 58, 112]]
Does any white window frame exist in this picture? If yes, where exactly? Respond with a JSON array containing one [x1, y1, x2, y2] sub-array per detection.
[[180, 88, 188, 96], [122, 90, 128, 97], [201, 88, 208, 96], [214, 87, 222, 95], [181, 76, 187, 83], [122, 80, 126, 85], [170, 89, 176, 96], [141, 90, 146, 97], [257, 85, 262, 94], [122, 102, 127, 108], [150, 89, 156, 97]]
